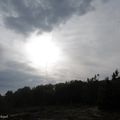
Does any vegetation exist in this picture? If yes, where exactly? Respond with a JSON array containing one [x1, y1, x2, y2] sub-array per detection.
[[0, 70, 120, 118]]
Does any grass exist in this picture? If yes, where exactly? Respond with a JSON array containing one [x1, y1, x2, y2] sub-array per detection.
[[7, 105, 120, 120]]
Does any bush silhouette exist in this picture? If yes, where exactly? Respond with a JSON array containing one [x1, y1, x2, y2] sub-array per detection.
[[0, 70, 120, 113]]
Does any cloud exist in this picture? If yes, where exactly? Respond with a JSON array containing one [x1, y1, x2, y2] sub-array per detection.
[[0, 68, 42, 94], [0, 0, 94, 34], [52, 0, 120, 80], [0, 60, 56, 94], [0, 0, 113, 94], [0, 32, 49, 94]]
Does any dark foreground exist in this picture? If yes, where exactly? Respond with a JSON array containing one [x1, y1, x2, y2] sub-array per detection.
[[2, 105, 120, 120], [1, 70, 120, 120]]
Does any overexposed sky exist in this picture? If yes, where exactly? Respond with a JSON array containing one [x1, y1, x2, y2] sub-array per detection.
[[0, 0, 120, 93]]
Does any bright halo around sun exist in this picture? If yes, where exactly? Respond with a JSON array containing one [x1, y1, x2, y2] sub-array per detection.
[[25, 32, 61, 69]]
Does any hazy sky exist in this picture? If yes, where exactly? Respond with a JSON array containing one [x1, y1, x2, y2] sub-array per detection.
[[0, 0, 120, 93]]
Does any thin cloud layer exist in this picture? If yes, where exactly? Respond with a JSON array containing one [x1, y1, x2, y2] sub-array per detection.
[[0, 0, 118, 94], [0, 0, 94, 34]]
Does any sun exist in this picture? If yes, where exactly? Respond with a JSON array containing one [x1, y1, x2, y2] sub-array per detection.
[[25, 32, 61, 69]]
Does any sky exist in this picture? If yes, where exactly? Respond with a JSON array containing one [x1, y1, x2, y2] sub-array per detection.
[[0, 0, 120, 94]]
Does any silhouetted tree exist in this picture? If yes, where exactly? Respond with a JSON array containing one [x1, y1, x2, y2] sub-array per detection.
[[112, 69, 119, 80], [0, 70, 120, 112]]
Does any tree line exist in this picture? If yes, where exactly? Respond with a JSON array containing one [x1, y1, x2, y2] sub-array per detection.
[[0, 70, 120, 113]]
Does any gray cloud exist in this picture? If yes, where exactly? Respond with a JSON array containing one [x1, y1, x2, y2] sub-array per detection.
[[0, 69, 42, 94], [0, 38, 54, 94], [0, 60, 56, 94], [0, 0, 94, 34], [0, 0, 116, 94], [52, 0, 120, 80]]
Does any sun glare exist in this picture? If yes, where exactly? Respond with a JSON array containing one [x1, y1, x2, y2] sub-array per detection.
[[25, 32, 61, 69]]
